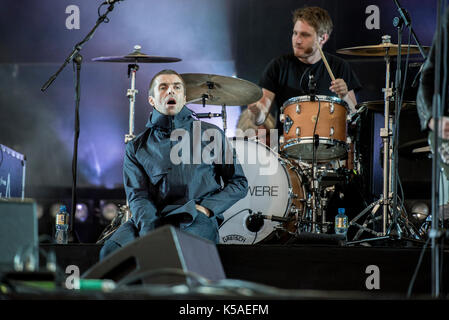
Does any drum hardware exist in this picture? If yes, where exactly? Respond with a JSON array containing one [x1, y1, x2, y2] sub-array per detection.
[[182, 73, 262, 135], [335, 42, 429, 57], [355, 100, 416, 115], [338, 35, 426, 244], [219, 138, 305, 244], [92, 45, 182, 143], [91, 45, 181, 239], [279, 95, 349, 161]]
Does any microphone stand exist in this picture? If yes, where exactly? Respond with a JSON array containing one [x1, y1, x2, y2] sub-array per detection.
[[308, 75, 320, 233], [428, 0, 445, 299], [393, 0, 446, 297], [40, 2, 119, 242], [391, 0, 427, 233]]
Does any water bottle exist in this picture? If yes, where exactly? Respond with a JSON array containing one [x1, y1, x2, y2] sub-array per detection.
[[55, 205, 69, 244], [335, 208, 348, 235]]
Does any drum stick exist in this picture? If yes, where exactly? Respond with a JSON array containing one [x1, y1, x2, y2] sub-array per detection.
[[317, 45, 336, 81]]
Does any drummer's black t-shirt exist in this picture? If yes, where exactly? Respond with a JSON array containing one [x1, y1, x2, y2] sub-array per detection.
[[259, 53, 362, 130]]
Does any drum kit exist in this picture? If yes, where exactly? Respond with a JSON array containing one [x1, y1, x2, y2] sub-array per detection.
[[94, 36, 429, 246]]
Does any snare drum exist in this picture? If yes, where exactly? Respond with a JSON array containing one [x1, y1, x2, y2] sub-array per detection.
[[280, 95, 349, 162], [219, 138, 305, 244]]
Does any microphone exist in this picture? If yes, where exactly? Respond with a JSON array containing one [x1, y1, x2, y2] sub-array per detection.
[[195, 112, 222, 119], [308, 74, 317, 101], [259, 214, 291, 223], [245, 213, 264, 233], [347, 105, 367, 123], [245, 212, 292, 233], [103, 0, 124, 4]]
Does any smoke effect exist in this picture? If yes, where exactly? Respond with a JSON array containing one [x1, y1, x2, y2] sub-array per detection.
[[0, 0, 439, 191], [0, 0, 239, 189]]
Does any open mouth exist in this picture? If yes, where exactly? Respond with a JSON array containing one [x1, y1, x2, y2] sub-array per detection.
[[167, 97, 177, 105]]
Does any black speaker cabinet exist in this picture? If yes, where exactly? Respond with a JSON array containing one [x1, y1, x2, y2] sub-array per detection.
[[0, 198, 38, 271], [82, 225, 226, 286]]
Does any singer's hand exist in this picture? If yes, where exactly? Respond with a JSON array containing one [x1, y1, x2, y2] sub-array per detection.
[[329, 79, 348, 99], [196, 204, 211, 217]]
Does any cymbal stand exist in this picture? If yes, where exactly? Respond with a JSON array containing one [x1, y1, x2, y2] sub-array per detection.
[[125, 49, 140, 143], [222, 104, 227, 134], [347, 35, 394, 243], [347, 35, 423, 244], [124, 47, 141, 224]]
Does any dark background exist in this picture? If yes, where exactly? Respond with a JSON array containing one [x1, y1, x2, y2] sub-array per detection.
[[0, 0, 436, 241]]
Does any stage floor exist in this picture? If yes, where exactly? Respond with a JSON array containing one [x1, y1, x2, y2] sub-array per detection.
[[37, 241, 449, 298]]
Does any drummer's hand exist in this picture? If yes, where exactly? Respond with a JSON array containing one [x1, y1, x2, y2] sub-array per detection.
[[248, 102, 260, 116], [248, 102, 267, 125], [196, 204, 211, 217], [330, 78, 349, 99], [428, 116, 449, 139]]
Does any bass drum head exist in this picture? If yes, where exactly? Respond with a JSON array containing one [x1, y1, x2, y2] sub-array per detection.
[[219, 138, 293, 244]]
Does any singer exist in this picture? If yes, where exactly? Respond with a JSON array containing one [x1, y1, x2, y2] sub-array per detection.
[[247, 6, 361, 133], [99, 70, 248, 259]]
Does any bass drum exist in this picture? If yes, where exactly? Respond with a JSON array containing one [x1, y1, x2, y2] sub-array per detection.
[[219, 137, 305, 244]]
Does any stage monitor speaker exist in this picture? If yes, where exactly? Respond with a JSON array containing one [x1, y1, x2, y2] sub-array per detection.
[[0, 198, 38, 271], [82, 225, 226, 286]]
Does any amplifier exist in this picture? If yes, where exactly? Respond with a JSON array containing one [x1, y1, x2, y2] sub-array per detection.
[[0, 144, 26, 199]]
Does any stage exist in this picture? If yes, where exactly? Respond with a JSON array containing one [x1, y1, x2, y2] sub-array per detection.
[[1, 0, 448, 309], [31, 242, 448, 299]]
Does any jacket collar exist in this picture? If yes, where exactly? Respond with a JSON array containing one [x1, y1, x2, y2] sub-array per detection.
[[146, 106, 193, 130]]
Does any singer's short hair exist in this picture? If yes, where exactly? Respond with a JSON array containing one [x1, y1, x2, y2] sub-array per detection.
[[148, 69, 186, 97], [292, 7, 333, 37]]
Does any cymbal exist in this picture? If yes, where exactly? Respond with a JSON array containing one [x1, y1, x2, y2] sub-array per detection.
[[92, 45, 181, 63], [399, 138, 430, 158], [181, 73, 263, 106], [337, 43, 429, 57], [356, 100, 416, 114]]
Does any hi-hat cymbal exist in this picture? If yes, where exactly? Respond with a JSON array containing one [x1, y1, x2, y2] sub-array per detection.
[[337, 43, 429, 57], [356, 100, 416, 114], [92, 45, 181, 63], [181, 73, 263, 106]]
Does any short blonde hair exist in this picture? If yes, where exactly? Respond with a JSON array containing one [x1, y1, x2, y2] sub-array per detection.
[[292, 7, 333, 37]]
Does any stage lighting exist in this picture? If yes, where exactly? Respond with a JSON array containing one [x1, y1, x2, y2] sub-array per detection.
[[101, 202, 119, 221], [36, 203, 44, 219], [411, 202, 429, 221], [75, 203, 89, 222]]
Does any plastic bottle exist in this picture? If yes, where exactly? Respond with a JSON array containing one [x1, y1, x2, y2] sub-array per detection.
[[335, 208, 348, 235], [55, 205, 69, 244]]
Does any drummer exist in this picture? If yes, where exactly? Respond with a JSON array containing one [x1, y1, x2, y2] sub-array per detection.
[[248, 6, 362, 131]]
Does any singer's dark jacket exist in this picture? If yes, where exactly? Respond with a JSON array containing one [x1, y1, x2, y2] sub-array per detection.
[[101, 106, 248, 258]]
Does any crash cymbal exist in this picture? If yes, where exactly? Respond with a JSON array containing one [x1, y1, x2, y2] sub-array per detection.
[[337, 43, 429, 57], [356, 100, 416, 114], [181, 73, 263, 106], [92, 45, 181, 63], [399, 138, 430, 158]]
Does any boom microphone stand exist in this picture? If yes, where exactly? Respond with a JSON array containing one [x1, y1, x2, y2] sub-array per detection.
[[428, 0, 445, 299], [41, 1, 122, 242]]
